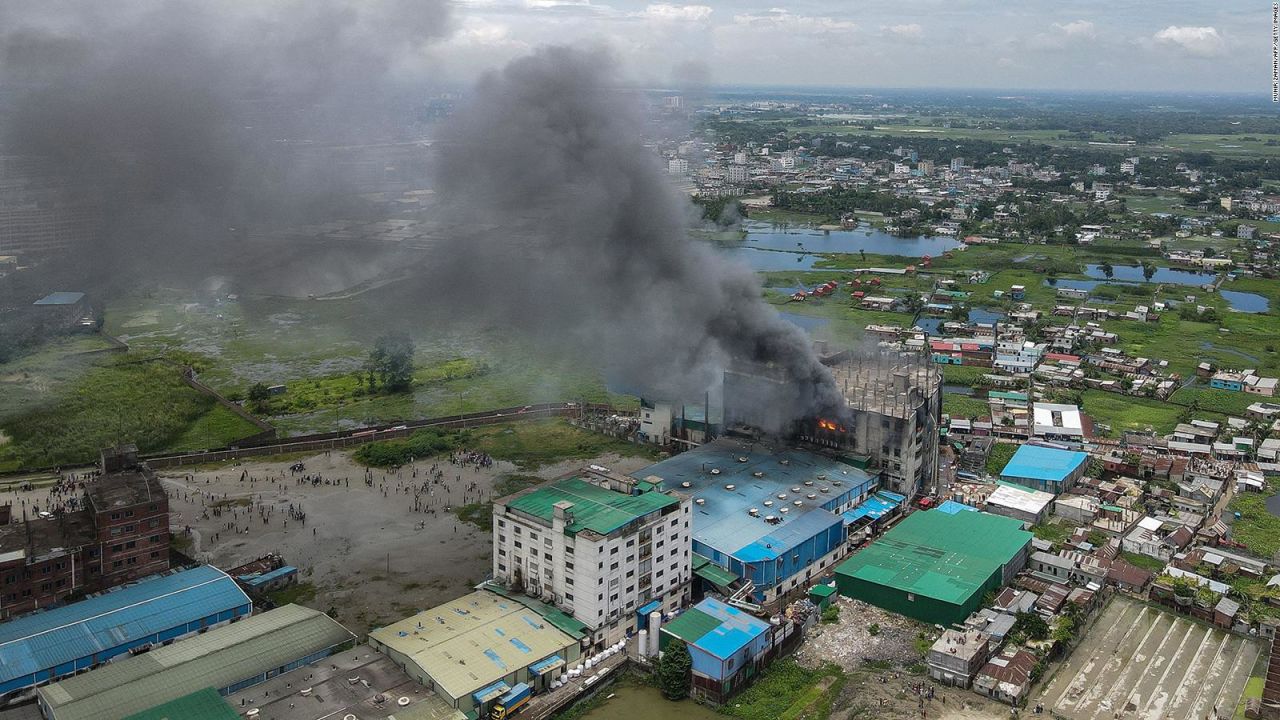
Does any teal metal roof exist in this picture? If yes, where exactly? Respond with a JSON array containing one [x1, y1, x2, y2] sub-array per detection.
[[836, 509, 1031, 605], [0, 566, 251, 691], [506, 477, 678, 536]]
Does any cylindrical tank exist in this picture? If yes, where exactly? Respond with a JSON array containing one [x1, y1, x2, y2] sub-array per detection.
[[649, 611, 662, 656], [637, 629, 649, 657]]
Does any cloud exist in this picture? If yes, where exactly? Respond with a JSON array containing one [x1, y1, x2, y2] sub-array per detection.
[[882, 23, 923, 40], [1152, 25, 1224, 57], [732, 9, 856, 34], [635, 4, 712, 22], [1053, 20, 1094, 37]]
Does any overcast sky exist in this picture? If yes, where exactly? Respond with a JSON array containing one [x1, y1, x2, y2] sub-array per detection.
[[435, 0, 1266, 93]]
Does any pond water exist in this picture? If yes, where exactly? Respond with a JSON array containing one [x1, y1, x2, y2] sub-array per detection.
[[1219, 290, 1271, 313], [580, 684, 723, 720], [777, 312, 831, 334], [1083, 264, 1216, 285], [721, 247, 819, 271], [915, 308, 1005, 337], [1046, 279, 1269, 312], [942, 383, 974, 396], [1265, 493, 1280, 517], [739, 221, 963, 257]]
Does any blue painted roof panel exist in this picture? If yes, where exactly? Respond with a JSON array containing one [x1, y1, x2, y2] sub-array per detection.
[[1000, 445, 1088, 483], [0, 566, 250, 685]]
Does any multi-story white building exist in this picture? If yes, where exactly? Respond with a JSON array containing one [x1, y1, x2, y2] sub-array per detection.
[[491, 468, 691, 649], [668, 158, 689, 175], [726, 164, 749, 183]]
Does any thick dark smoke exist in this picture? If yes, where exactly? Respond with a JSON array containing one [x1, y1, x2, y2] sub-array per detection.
[[0, 0, 451, 286], [429, 48, 845, 428]]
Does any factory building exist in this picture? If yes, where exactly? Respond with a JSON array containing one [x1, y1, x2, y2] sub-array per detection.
[[38, 603, 354, 720], [725, 353, 942, 500], [634, 438, 879, 608], [491, 467, 691, 648], [834, 509, 1032, 626], [658, 597, 773, 705], [0, 446, 170, 618], [0, 565, 251, 696], [999, 444, 1088, 495], [368, 590, 583, 720]]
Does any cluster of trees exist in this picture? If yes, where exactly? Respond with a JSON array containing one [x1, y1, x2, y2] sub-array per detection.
[[693, 196, 742, 227], [657, 639, 692, 700]]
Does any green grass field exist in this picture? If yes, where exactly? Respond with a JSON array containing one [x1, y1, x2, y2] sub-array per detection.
[[0, 356, 261, 469], [1228, 483, 1280, 561], [1079, 390, 1183, 436]]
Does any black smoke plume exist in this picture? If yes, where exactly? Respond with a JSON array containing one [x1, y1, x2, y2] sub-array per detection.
[[429, 48, 845, 429], [0, 0, 451, 286]]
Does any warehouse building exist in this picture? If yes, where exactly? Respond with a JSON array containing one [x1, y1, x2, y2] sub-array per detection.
[[834, 509, 1032, 625], [491, 467, 690, 647], [121, 688, 239, 720], [37, 604, 354, 720], [634, 438, 878, 608], [368, 590, 583, 720], [999, 444, 1088, 494], [0, 565, 251, 696], [658, 597, 773, 705]]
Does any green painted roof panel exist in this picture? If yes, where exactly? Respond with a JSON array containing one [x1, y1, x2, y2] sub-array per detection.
[[692, 555, 740, 589], [835, 509, 1031, 605], [660, 609, 720, 645], [122, 688, 238, 720], [506, 477, 678, 536]]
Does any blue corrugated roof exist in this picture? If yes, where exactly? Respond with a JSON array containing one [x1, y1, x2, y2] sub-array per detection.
[[239, 566, 297, 588], [686, 598, 769, 660], [1000, 444, 1088, 483], [841, 491, 905, 526], [735, 509, 841, 562], [0, 566, 250, 685], [633, 439, 875, 561], [936, 500, 978, 515], [33, 292, 85, 306]]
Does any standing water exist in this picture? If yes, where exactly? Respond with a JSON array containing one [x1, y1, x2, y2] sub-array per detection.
[[580, 684, 723, 720]]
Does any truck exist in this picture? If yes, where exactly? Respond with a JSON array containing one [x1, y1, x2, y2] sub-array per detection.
[[490, 683, 532, 720]]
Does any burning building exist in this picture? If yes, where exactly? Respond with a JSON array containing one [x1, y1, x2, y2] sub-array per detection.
[[725, 352, 942, 500]]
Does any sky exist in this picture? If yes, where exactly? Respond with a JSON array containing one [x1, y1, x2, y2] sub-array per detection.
[[437, 0, 1267, 93]]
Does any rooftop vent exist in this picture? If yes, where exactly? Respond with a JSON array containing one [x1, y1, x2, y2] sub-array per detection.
[[724, 484, 736, 491], [737, 456, 749, 463]]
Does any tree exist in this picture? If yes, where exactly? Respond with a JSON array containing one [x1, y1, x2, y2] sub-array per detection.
[[1011, 611, 1050, 641], [247, 382, 271, 404], [368, 333, 415, 393], [1099, 261, 1114, 279], [1142, 263, 1157, 282], [658, 639, 692, 700]]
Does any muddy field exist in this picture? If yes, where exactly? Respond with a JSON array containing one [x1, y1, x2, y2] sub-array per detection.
[[1037, 596, 1260, 720], [157, 448, 653, 634]]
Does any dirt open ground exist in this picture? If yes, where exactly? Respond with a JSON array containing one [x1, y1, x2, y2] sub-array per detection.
[[156, 448, 654, 634], [1037, 596, 1260, 720]]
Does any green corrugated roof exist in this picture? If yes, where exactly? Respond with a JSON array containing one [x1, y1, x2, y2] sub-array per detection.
[[692, 554, 739, 589], [661, 608, 720, 645], [809, 584, 837, 598], [122, 688, 238, 720], [479, 582, 589, 639], [835, 509, 1031, 604], [506, 477, 678, 536], [40, 605, 354, 720]]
